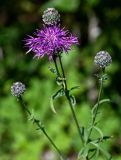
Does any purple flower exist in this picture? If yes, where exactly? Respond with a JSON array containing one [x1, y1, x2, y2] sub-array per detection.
[[25, 25, 78, 60]]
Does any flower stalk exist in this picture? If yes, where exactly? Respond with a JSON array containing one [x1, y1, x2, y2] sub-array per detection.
[[86, 70, 104, 144], [92, 70, 104, 125], [18, 96, 65, 160], [53, 55, 84, 144]]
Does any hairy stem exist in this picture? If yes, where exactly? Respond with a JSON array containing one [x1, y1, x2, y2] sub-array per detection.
[[54, 55, 83, 144], [18, 96, 65, 160]]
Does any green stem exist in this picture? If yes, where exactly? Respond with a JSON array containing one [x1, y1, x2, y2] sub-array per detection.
[[87, 71, 104, 143], [53, 56, 61, 77], [65, 90, 84, 144], [56, 55, 84, 144], [37, 123, 64, 160], [93, 74, 103, 124], [18, 96, 65, 160], [58, 56, 67, 90]]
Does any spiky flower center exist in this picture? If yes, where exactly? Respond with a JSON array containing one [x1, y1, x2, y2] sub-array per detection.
[[45, 30, 57, 44]]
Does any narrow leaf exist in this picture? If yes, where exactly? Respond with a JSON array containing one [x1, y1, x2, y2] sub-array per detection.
[[88, 126, 103, 142], [78, 147, 89, 159], [94, 148, 100, 159], [56, 76, 66, 86], [28, 109, 35, 122], [102, 136, 113, 140], [50, 88, 65, 113], [80, 127, 89, 143], [48, 66, 58, 76], [90, 142, 112, 159], [50, 96, 56, 113], [53, 88, 65, 99], [93, 136, 113, 143], [77, 147, 85, 159], [88, 148, 99, 159], [70, 95, 76, 106], [92, 99, 111, 114], [93, 126, 103, 139], [70, 86, 80, 91], [80, 126, 85, 137]]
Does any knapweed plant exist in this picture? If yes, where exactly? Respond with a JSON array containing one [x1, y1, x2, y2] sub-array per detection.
[[11, 8, 113, 160]]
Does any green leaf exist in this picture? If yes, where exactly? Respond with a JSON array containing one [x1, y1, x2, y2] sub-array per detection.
[[102, 74, 108, 81], [88, 148, 99, 159], [70, 86, 80, 91], [102, 136, 113, 140], [50, 88, 65, 113], [48, 66, 66, 86], [93, 136, 113, 144], [90, 142, 112, 160], [92, 99, 111, 114], [70, 95, 76, 106], [80, 127, 89, 143], [83, 127, 89, 142], [80, 126, 85, 137], [90, 126, 104, 139], [78, 146, 89, 159], [48, 66, 58, 76], [53, 88, 65, 99], [28, 109, 35, 122], [50, 96, 56, 113], [77, 147, 85, 159], [56, 76, 66, 86], [94, 148, 100, 159]]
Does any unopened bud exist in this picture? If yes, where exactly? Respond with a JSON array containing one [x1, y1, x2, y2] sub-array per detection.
[[42, 8, 60, 25], [94, 51, 112, 68], [11, 82, 26, 97]]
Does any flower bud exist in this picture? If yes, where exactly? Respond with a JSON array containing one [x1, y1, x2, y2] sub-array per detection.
[[94, 51, 112, 68], [42, 8, 60, 25], [11, 82, 26, 97]]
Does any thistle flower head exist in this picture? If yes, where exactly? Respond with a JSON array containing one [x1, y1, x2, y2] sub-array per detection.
[[11, 82, 26, 97], [94, 51, 112, 68], [42, 8, 60, 25], [25, 25, 78, 60]]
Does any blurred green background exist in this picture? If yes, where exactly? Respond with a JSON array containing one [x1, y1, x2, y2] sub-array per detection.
[[0, 0, 121, 159]]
